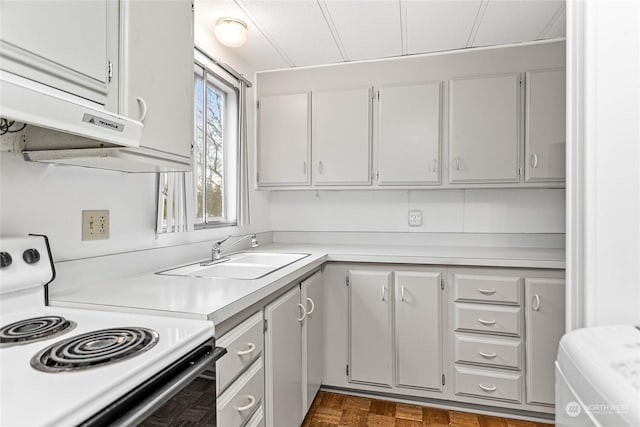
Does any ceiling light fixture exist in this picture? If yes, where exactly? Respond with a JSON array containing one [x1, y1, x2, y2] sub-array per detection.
[[214, 17, 248, 48]]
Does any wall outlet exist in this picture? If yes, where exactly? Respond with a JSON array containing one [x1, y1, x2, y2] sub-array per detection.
[[82, 210, 110, 241], [408, 210, 422, 227]]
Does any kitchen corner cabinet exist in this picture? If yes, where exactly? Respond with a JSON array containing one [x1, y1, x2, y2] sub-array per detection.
[[119, 0, 194, 162], [377, 83, 442, 185], [525, 69, 566, 182], [0, 0, 119, 108], [524, 277, 565, 406], [312, 87, 373, 185], [264, 271, 323, 427], [449, 74, 521, 184], [257, 93, 311, 186]]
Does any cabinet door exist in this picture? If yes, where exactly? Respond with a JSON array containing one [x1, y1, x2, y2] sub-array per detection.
[[264, 287, 303, 427], [301, 271, 323, 412], [258, 93, 310, 186], [120, 0, 193, 158], [313, 87, 372, 185], [524, 278, 565, 406], [378, 83, 441, 185], [525, 69, 566, 182], [348, 270, 392, 386], [395, 272, 443, 391], [449, 74, 521, 183], [0, 0, 117, 106]]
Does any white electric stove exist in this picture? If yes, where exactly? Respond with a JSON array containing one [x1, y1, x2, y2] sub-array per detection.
[[0, 235, 221, 427]]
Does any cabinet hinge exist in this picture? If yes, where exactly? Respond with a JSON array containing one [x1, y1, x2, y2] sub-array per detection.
[[519, 79, 523, 88], [346, 276, 350, 286], [441, 278, 444, 290], [442, 374, 445, 386], [518, 167, 523, 177], [256, 100, 260, 109], [376, 171, 380, 182], [376, 90, 380, 100], [346, 364, 350, 376], [256, 172, 260, 183], [263, 319, 268, 332], [107, 61, 113, 82]]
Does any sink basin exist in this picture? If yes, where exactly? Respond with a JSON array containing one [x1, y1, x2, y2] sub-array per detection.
[[157, 252, 310, 280]]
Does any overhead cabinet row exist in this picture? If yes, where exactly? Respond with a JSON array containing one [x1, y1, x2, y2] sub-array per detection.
[[257, 69, 565, 188]]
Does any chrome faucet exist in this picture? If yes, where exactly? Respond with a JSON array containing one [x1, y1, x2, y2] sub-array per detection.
[[202, 234, 258, 266]]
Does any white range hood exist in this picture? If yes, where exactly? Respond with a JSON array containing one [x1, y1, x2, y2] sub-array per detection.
[[0, 71, 143, 149]]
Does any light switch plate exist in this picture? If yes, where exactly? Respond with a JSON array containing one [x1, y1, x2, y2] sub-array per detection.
[[82, 210, 110, 240], [408, 210, 422, 227]]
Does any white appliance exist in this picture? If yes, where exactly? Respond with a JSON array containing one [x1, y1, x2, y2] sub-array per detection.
[[556, 325, 640, 427], [0, 235, 224, 426]]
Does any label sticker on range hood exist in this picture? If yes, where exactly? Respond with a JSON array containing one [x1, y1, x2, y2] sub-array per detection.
[[82, 114, 124, 132]]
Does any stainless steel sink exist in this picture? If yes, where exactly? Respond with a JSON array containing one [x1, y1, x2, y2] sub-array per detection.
[[156, 252, 310, 280]]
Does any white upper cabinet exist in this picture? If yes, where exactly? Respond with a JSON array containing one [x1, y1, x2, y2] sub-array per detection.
[[312, 87, 372, 185], [377, 83, 441, 185], [258, 93, 311, 186], [120, 0, 194, 160], [0, 0, 118, 108], [525, 69, 566, 182], [449, 74, 521, 184]]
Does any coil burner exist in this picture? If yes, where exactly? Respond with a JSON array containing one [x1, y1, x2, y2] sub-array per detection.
[[0, 316, 76, 347], [31, 327, 159, 373]]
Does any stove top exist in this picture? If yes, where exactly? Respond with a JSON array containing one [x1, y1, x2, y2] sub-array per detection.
[[0, 315, 76, 347], [0, 235, 214, 426]]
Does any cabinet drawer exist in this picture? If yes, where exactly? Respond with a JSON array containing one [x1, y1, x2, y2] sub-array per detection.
[[217, 358, 264, 427], [454, 333, 522, 370], [454, 303, 522, 336], [454, 365, 522, 403], [216, 312, 264, 394], [453, 274, 521, 305]]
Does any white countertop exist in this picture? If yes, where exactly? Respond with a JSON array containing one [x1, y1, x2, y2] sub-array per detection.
[[51, 243, 564, 328]]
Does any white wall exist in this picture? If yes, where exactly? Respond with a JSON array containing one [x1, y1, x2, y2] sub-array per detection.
[[0, 23, 271, 262], [567, 0, 640, 328], [262, 41, 566, 240]]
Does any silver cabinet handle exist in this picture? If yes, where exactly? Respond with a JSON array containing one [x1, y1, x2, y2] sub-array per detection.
[[533, 294, 541, 311], [236, 343, 256, 356], [477, 288, 496, 295], [136, 97, 148, 122], [306, 297, 315, 315], [478, 351, 497, 359], [478, 318, 496, 326], [530, 153, 539, 168], [296, 303, 307, 322], [400, 285, 405, 302], [431, 158, 437, 173], [478, 384, 497, 392], [318, 161, 324, 174], [454, 157, 461, 171], [235, 395, 256, 412], [303, 161, 307, 174]]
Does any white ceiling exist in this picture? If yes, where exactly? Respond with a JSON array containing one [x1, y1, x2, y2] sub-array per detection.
[[194, 0, 565, 72]]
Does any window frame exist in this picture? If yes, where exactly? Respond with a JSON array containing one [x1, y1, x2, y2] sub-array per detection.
[[193, 60, 239, 229]]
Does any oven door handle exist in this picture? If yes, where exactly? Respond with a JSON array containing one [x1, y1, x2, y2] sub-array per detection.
[[93, 345, 227, 427]]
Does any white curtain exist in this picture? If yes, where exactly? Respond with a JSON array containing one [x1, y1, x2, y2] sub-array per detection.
[[237, 80, 251, 226], [156, 172, 194, 233]]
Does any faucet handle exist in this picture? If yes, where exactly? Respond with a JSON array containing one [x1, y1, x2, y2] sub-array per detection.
[[251, 234, 258, 248], [215, 235, 232, 246]]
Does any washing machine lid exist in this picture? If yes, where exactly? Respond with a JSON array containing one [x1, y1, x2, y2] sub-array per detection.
[[557, 325, 640, 426]]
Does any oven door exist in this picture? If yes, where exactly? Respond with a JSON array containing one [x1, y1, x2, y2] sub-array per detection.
[[79, 342, 226, 427]]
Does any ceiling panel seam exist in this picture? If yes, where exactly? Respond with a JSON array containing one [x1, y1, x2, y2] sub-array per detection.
[[466, 0, 489, 47], [537, 4, 565, 39], [233, 0, 296, 67], [399, 0, 408, 55], [316, 0, 349, 62]]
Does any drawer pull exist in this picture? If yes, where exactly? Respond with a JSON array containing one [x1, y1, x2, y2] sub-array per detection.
[[235, 395, 257, 412], [478, 383, 497, 392], [306, 297, 315, 315], [477, 318, 496, 326], [533, 294, 541, 311], [478, 351, 497, 359], [400, 285, 405, 302], [236, 343, 256, 356], [477, 288, 496, 295]]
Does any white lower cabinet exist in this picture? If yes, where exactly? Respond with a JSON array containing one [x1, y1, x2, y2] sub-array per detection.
[[264, 271, 323, 427], [524, 278, 565, 406]]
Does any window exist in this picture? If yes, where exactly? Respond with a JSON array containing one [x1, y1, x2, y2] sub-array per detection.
[[193, 62, 238, 227]]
